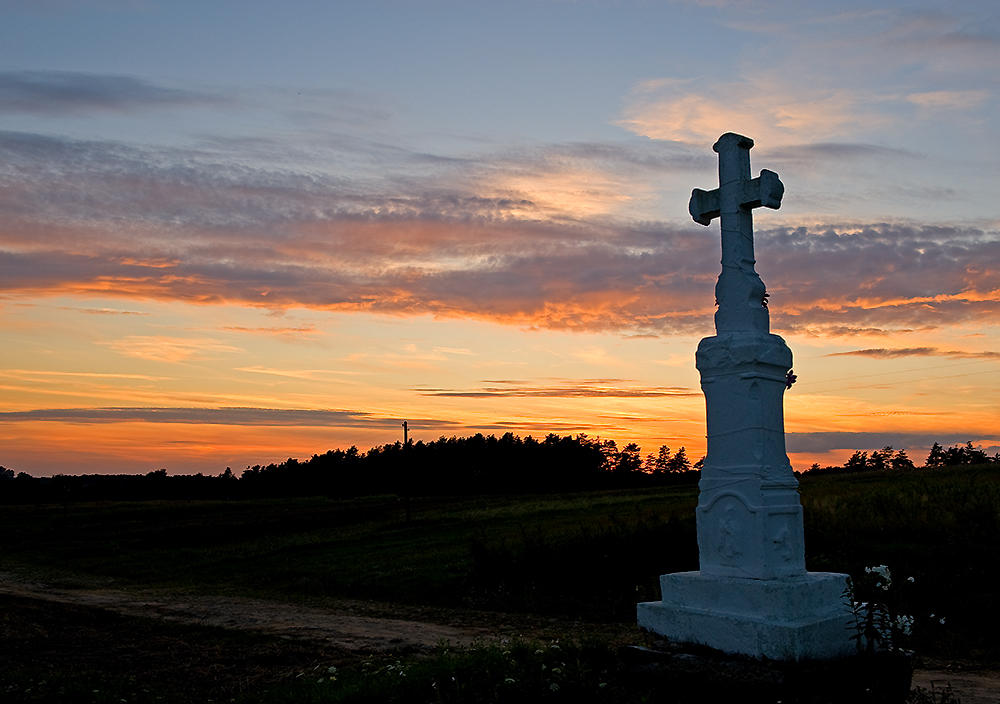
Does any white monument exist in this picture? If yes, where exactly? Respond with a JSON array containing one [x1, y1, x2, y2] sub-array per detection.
[[637, 133, 853, 661]]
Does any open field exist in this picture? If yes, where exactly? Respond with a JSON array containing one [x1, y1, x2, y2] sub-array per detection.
[[0, 486, 699, 618], [2, 465, 999, 701]]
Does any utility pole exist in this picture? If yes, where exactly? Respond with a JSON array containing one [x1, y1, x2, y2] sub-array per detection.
[[401, 420, 411, 522]]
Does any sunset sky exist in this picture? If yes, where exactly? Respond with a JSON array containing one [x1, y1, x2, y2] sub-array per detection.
[[2, 0, 998, 477]]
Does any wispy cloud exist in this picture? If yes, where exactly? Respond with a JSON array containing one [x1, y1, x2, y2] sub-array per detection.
[[764, 142, 920, 162], [58, 306, 149, 316], [617, 77, 880, 146], [0, 71, 226, 115], [1, 130, 998, 337], [414, 379, 697, 398], [236, 367, 364, 380], [0, 406, 459, 430], [101, 336, 243, 363], [470, 420, 623, 434], [618, 7, 998, 147], [906, 89, 991, 111], [786, 431, 996, 454], [826, 348, 1000, 359], [1, 369, 167, 381], [222, 325, 318, 338]]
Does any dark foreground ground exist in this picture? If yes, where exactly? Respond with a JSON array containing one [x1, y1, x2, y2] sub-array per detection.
[[3, 587, 985, 704], [2, 467, 999, 702]]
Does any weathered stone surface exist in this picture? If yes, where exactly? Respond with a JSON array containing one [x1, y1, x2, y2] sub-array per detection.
[[638, 133, 850, 660], [638, 572, 855, 661], [695, 331, 804, 579]]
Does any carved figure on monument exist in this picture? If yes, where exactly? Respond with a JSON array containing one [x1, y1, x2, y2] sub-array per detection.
[[717, 504, 742, 561]]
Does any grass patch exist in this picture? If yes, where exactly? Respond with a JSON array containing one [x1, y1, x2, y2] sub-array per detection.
[[244, 638, 946, 704], [0, 488, 699, 612], [0, 594, 346, 703], [244, 640, 631, 704]]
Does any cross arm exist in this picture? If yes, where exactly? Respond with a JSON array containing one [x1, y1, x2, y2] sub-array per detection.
[[689, 169, 784, 226], [742, 169, 784, 211], [689, 188, 720, 226]]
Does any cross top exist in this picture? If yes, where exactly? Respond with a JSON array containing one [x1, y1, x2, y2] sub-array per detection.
[[689, 133, 784, 334]]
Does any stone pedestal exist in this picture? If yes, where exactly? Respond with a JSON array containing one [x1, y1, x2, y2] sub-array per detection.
[[637, 331, 854, 660], [695, 332, 805, 580], [638, 572, 854, 661]]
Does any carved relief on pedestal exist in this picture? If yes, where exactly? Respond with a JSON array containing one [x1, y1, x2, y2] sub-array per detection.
[[698, 492, 757, 573], [717, 503, 743, 561], [765, 509, 806, 576], [772, 524, 792, 563]]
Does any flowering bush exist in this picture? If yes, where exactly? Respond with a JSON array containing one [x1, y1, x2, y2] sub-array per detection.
[[845, 565, 921, 654]]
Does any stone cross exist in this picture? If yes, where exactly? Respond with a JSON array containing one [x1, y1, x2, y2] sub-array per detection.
[[689, 132, 801, 582], [689, 133, 783, 335], [636, 133, 852, 661]]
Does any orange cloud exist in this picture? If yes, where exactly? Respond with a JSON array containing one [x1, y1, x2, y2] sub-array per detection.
[[617, 77, 884, 146], [101, 336, 243, 363], [1, 130, 997, 337], [826, 348, 1000, 359], [222, 325, 318, 338], [415, 378, 697, 399], [2, 369, 166, 381], [3, 218, 997, 338]]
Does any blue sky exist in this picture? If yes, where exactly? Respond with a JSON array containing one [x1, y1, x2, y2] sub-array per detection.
[[1, 0, 998, 475]]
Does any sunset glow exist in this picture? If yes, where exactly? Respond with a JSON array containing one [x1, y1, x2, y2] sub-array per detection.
[[1, 1, 998, 476]]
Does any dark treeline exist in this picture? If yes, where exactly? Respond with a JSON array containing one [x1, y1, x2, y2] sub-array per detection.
[[5, 435, 995, 503], [804, 440, 1000, 476], [0, 433, 700, 504]]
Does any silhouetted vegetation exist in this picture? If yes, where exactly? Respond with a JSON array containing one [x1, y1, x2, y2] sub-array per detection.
[[804, 441, 999, 476], [5, 435, 997, 504], [924, 440, 996, 467], [0, 434, 701, 503]]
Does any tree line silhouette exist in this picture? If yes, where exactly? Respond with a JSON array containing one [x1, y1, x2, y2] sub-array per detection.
[[2, 435, 995, 503], [0, 433, 699, 503], [803, 441, 999, 475]]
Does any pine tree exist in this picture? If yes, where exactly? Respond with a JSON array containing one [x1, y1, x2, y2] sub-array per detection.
[[925, 442, 945, 468], [890, 449, 915, 471], [667, 446, 690, 473], [650, 445, 672, 475], [844, 451, 868, 472]]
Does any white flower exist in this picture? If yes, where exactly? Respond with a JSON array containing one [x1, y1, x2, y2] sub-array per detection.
[[894, 614, 914, 636], [939, 617, 947, 625], [907, 576, 915, 583], [865, 565, 892, 581]]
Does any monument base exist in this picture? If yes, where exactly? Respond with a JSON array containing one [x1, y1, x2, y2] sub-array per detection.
[[637, 571, 854, 661]]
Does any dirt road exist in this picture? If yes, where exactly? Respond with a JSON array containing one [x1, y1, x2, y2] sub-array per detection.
[[0, 571, 487, 653]]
